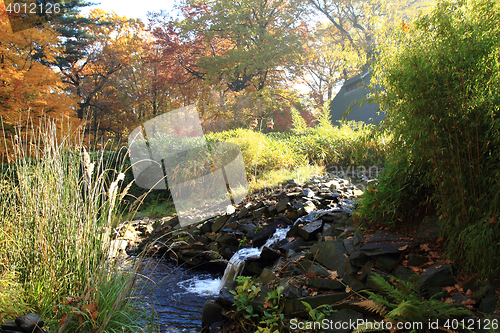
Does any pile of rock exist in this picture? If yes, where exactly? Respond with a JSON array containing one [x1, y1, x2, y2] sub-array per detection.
[[0, 313, 49, 333], [115, 170, 499, 333]]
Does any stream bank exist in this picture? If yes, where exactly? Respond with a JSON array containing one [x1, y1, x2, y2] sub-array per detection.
[[115, 170, 499, 332]]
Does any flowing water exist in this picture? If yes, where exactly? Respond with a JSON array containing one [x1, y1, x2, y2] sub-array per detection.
[[139, 209, 340, 332], [137, 258, 221, 332], [138, 226, 292, 332]]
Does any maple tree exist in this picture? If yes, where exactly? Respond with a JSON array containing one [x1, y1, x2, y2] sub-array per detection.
[[0, 3, 77, 133], [150, 0, 311, 93], [56, 9, 146, 141]]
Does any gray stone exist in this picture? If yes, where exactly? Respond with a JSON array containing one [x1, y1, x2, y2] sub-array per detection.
[[407, 254, 428, 267], [303, 188, 315, 197], [0, 320, 21, 332], [479, 291, 498, 314], [298, 220, 323, 241], [237, 206, 250, 219], [211, 215, 229, 232], [276, 198, 290, 213], [215, 232, 239, 247], [201, 300, 225, 329], [218, 287, 235, 306], [374, 254, 399, 272], [343, 238, 356, 256], [309, 241, 346, 276], [451, 293, 468, 305], [418, 264, 456, 290], [349, 251, 370, 267], [259, 268, 278, 285], [15, 313, 43, 332], [267, 204, 277, 216], [253, 206, 267, 219], [394, 265, 416, 281], [278, 237, 304, 252], [260, 246, 281, 262], [281, 284, 302, 299], [252, 222, 279, 248], [324, 309, 364, 333]]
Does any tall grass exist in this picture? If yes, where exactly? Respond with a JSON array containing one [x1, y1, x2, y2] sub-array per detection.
[[0, 120, 154, 332]]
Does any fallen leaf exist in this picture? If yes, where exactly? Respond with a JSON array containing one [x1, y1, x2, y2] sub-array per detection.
[[444, 298, 455, 303], [443, 286, 455, 293], [420, 244, 430, 251], [85, 303, 99, 321], [462, 299, 476, 305], [65, 296, 82, 305], [466, 289, 473, 297], [399, 245, 409, 251]]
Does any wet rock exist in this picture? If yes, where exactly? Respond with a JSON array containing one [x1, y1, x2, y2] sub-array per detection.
[[297, 220, 323, 241], [277, 237, 305, 253], [260, 246, 281, 262], [202, 300, 225, 330], [218, 287, 235, 306], [252, 222, 280, 248]]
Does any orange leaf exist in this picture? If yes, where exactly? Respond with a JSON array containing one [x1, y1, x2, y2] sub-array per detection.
[[85, 303, 99, 321], [462, 299, 476, 305]]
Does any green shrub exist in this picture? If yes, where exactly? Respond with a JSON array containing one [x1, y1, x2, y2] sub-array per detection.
[[370, 0, 500, 277], [355, 158, 433, 230]]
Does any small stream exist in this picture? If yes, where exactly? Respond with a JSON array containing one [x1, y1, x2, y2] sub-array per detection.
[[137, 258, 221, 333], [136, 225, 294, 332]]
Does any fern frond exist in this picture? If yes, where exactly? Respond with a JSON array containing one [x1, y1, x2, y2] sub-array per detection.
[[369, 273, 407, 301], [354, 300, 388, 316]]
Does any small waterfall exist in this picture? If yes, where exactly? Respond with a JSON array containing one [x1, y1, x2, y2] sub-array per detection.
[[218, 226, 290, 292]]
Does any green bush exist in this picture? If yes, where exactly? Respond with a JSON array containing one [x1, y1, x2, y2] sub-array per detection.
[[370, 0, 500, 277], [0, 121, 154, 332], [355, 158, 433, 230]]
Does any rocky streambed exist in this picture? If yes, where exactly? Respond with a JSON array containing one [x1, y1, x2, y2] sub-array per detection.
[[114, 171, 499, 333]]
